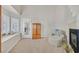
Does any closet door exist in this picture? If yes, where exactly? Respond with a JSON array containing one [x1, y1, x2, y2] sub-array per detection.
[[32, 23, 41, 39]]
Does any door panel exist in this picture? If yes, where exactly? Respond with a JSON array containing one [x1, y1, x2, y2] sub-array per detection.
[[33, 24, 36, 29], [37, 24, 41, 30], [37, 29, 41, 34], [36, 35, 41, 39], [33, 29, 37, 34], [32, 35, 36, 39]]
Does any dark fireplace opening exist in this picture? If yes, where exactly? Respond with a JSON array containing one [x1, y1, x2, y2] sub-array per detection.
[[69, 29, 79, 53]]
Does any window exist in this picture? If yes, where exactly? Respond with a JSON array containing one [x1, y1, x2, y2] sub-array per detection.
[[11, 17, 19, 33], [2, 14, 10, 35], [2, 14, 19, 35]]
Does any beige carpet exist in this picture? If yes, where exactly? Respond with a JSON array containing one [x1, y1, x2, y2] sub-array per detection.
[[9, 38, 66, 53]]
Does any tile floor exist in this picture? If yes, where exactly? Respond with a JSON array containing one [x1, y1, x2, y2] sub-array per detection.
[[10, 38, 66, 53]]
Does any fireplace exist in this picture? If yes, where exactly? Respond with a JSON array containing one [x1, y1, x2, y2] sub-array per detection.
[[70, 29, 79, 53]]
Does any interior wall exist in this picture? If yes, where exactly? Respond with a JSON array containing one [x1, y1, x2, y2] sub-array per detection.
[[20, 5, 78, 45], [21, 17, 51, 39], [62, 6, 77, 45], [46, 6, 77, 45], [21, 6, 57, 38], [21, 6, 70, 39]]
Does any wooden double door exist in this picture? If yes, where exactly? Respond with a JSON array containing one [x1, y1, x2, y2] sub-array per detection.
[[32, 23, 41, 39]]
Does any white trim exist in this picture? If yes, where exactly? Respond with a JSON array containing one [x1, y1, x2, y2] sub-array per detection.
[[2, 33, 20, 43]]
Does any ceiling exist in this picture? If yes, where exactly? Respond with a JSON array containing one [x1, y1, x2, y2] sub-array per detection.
[[12, 5, 79, 16], [11, 5, 79, 28], [12, 5, 65, 19], [12, 5, 25, 15], [68, 6, 79, 14]]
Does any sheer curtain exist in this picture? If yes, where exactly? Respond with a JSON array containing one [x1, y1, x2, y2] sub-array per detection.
[[2, 14, 10, 35], [11, 17, 19, 33], [2, 14, 19, 35]]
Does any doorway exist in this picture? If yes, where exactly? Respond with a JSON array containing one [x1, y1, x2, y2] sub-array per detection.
[[32, 23, 41, 39]]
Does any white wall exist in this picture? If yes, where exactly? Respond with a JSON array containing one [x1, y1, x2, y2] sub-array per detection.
[[62, 6, 77, 45], [21, 18, 49, 38], [20, 6, 78, 45], [21, 6, 57, 38], [21, 6, 69, 39], [21, 17, 51, 38]]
